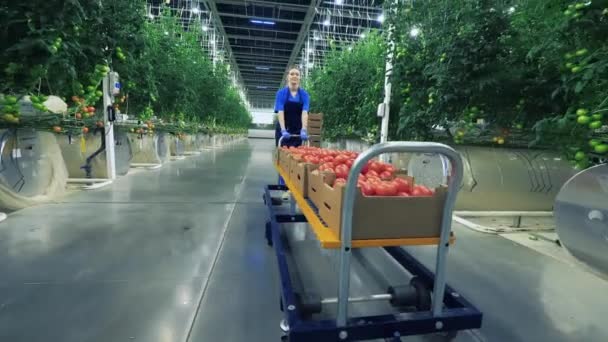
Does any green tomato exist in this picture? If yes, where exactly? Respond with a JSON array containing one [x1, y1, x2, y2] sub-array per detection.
[[565, 53, 574, 59], [595, 144, 608, 154], [516, 124, 523, 129], [576, 108, 588, 116], [5, 95, 18, 105], [87, 86, 96, 92], [591, 113, 603, 120], [566, 62, 574, 68], [589, 139, 600, 147], [30, 95, 40, 103], [589, 121, 602, 129], [571, 66, 582, 73], [95, 90, 103, 97], [564, 10, 573, 15], [574, 151, 586, 161], [573, 12, 582, 18], [576, 49, 588, 56], [428, 98, 434, 105], [575, 3, 586, 9], [577, 115, 590, 124], [50, 46, 58, 54], [575, 160, 589, 170]]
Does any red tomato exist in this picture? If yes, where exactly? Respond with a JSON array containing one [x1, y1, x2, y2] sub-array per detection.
[[335, 164, 349, 179], [334, 154, 349, 164], [320, 162, 335, 170], [380, 171, 393, 180], [393, 178, 411, 194], [397, 192, 410, 197], [361, 161, 371, 174], [308, 156, 320, 164], [373, 182, 398, 196], [334, 178, 347, 187], [412, 185, 433, 197], [367, 176, 381, 184], [358, 174, 367, 182], [383, 164, 396, 174], [366, 170, 379, 178], [344, 159, 354, 168], [322, 156, 334, 163], [360, 182, 375, 196], [369, 161, 384, 173]]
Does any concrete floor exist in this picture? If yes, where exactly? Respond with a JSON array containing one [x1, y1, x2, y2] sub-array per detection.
[[0, 139, 607, 342]]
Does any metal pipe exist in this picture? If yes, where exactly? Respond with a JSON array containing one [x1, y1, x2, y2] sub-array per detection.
[[337, 142, 464, 326], [0, 212, 7, 223], [454, 211, 553, 217], [321, 293, 392, 305], [67, 178, 112, 183]]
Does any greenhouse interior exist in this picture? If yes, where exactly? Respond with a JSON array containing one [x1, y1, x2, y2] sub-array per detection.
[[1, 0, 608, 341]]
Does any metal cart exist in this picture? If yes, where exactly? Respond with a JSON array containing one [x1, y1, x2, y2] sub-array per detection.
[[263, 142, 483, 341]]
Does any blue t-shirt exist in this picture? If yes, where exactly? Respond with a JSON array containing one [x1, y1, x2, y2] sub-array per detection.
[[274, 87, 310, 113]]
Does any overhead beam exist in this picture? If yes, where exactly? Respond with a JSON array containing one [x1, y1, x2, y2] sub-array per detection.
[[227, 34, 297, 45], [285, 0, 322, 81], [215, 0, 309, 12], [202, 0, 243, 87], [234, 53, 291, 60], [223, 25, 300, 36], [216, 12, 305, 24], [231, 44, 293, 53]]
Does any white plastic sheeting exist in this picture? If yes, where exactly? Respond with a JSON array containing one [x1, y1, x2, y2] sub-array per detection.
[[0, 129, 68, 211]]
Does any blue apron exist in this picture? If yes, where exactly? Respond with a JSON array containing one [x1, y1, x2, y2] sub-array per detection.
[[275, 88, 304, 147]]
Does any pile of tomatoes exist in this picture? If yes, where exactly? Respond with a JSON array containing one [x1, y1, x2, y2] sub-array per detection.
[[285, 146, 435, 197]]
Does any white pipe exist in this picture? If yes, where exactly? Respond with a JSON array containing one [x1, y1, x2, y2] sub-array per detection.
[[454, 211, 553, 217], [67, 178, 112, 183], [83, 180, 113, 190], [172, 156, 186, 160], [183, 151, 201, 155], [131, 163, 162, 169], [0, 212, 7, 223], [102, 74, 117, 180], [453, 215, 554, 234]]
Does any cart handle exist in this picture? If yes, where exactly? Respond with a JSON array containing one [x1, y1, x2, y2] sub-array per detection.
[[336, 141, 464, 327], [277, 134, 310, 148]]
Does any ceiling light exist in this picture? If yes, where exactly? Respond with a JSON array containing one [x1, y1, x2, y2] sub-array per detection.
[[256, 66, 270, 70], [377, 13, 385, 23], [192, 7, 200, 15], [148, 13, 155, 19], [335, 0, 344, 4], [410, 27, 420, 38], [256, 86, 268, 89], [360, 33, 366, 38], [323, 18, 330, 26], [202, 24, 208, 32], [250, 19, 276, 25], [508, 6, 515, 14]]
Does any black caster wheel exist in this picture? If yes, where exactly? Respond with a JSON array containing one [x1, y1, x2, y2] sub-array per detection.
[[265, 221, 273, 247], [438, 330, 458, 341], [410, 276, 431, 311], [280, 335, 289, 342]]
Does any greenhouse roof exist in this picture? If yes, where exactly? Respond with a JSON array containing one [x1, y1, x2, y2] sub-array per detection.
[[149, 0, 384, 108]]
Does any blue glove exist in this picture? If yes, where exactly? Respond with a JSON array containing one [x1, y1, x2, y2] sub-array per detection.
[[300, 128, 308, 141], [281, 129, 290, 140]]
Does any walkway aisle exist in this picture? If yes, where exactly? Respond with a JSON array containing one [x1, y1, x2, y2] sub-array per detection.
[[0, 140, 281, 342]]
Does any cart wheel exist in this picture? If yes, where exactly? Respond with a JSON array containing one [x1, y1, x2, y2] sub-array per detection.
[[265, 221, 273, 246], [280, 335, 289, 342], [410, 276, 431, 311], [439, 330, 458, 341]]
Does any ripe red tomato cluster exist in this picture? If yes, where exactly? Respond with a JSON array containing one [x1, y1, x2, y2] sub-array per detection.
[[286, 146, 435, 197]]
